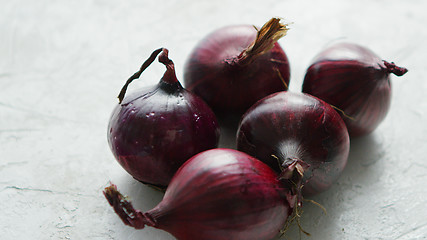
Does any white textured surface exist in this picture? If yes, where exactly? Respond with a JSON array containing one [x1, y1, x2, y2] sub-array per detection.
[[1, 0, 426, 239]]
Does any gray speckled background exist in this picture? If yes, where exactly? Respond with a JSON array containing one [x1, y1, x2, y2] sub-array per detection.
[[1, 0, 426, 239]]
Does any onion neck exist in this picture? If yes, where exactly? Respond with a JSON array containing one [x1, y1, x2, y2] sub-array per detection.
[[383, 60, 408, 76], [237, 17, 289, 65], [158, 49, 180, 85], [117, 48, 182, 104], [103, 184, 157, 229]]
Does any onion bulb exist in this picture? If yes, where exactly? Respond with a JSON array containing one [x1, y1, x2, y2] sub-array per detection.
[[302, 42, 408, 137], [184, 17, 291, 122], [108, 48, 220, 187], [104, 148, 297, 240], [237, 91, 350, 196]]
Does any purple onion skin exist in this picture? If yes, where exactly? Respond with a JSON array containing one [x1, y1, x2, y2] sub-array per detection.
[[104, 148, 294, 240], [237, 91, 350, 196], [184, 23, 290, 119], [108, 49, 220, 187], [302, 42, 408, 137]]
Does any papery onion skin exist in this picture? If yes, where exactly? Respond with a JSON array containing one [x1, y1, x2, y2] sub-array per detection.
[[104, 148, 295, 240], [184, 18, 290, 120], [108, 49, 220, 187], [237, 91, 350, 196], [302, 42, 408, 137]]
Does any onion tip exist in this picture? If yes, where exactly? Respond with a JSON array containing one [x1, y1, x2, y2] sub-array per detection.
[[240, 17, 290, 64], [103, 183, 153, 229], [383, 60, 408, 77], [158, 48, 179, 85]]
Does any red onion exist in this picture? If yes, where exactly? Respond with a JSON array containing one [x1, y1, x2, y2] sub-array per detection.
[[108, 48, 220, 187], [237, 91, 350, 196], [104, 148, 297, 240], [302, 42, 408, 137], [183, 18, 290, 121]]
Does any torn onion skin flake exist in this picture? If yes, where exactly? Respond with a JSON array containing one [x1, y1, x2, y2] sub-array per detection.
[[108, 48, 220, 188], [237, 91, 350, 196], [302, 42, 408, 137], [184, 18, 291, 124], [104, 148, 299, 240]]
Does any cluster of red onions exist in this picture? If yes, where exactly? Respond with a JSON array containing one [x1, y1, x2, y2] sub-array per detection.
[[105, 40, 299, 239], [104, 17, 408, 240], [236, 42, 407, 198]]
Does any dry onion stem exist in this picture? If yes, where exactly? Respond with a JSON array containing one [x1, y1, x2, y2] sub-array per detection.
[[239, 17, 289, 64]]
